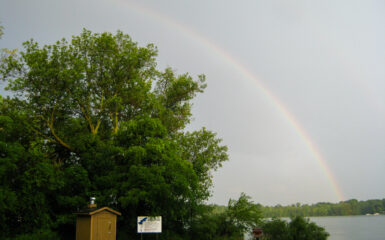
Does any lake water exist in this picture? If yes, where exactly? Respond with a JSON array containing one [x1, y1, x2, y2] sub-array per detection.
[[309, 215, 385, 240]]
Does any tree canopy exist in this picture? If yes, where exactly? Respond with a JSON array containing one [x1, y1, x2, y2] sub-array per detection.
[[262, 216, 329, 240], [0, 29, 229, 239]]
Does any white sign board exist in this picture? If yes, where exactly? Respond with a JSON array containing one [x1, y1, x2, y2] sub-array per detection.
[[137, 216, 162, 233]]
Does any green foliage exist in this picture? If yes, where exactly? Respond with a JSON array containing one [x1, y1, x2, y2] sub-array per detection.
[[0, 29, 227, 239], [8, 229, 59, 240], [0, 99, 64, 238], [227, 193, 263, 233], [155, 68, 206, 132], [262, 218, 289, 240], [176, 128, 228, 211], [288, 216, 329, 240], [191, 193, 263, 240], [262, 216, 329, 240], [262, 199, 385, 217]]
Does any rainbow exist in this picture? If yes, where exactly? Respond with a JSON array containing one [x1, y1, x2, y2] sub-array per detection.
[[112, 0, 345, 202]]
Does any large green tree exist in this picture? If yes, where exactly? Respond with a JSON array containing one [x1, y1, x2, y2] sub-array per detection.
[[0, 29, 227, 239]]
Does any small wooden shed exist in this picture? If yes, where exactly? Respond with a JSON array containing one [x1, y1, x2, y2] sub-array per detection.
[[75, 206, 121, 240]]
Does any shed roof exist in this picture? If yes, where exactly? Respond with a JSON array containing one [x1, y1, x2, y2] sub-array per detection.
[[75, 207, 121, 216]]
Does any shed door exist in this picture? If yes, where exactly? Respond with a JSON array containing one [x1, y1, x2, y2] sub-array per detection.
[[95, 213, 115, 240]]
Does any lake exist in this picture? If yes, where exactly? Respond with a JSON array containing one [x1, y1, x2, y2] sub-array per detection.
[[309, 215, 385, 240]]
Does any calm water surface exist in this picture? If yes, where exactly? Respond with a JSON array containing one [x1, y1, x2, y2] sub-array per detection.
[[309, 215, 385, 240]]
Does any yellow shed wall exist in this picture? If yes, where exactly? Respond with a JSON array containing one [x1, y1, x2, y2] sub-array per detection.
[[76, 216, 91, 240], [91, 211, 117, 240]]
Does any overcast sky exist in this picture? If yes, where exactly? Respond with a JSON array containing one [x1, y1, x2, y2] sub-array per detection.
[[1, 0, 384, 205]]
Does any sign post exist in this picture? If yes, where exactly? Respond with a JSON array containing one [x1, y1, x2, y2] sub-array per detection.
[[138, 216, 162, 239]]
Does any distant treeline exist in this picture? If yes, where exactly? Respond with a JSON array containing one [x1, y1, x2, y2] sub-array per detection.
[[211, 198, 385, 218], [261, 199, 385, 217]]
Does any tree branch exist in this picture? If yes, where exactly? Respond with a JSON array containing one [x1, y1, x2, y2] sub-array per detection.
[[68, 88, 98, 135], [94, 96, 104, 134], [114, 111, 119, 134], [47, 107, 73, 151], [78, 102, 96, 134], [28, 124, 55, 143]]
